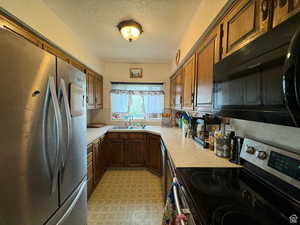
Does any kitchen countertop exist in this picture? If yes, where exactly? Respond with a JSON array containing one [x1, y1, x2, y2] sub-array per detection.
[[86, 126, 241, 168]]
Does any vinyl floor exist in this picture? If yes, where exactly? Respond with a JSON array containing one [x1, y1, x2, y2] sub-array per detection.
[[88, 169, 164, 225]]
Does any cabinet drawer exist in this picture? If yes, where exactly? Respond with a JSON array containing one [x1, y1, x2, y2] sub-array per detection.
[[126, 133, 145, 139], [106, 133, 120, 139], [148, 133, 160, 141]]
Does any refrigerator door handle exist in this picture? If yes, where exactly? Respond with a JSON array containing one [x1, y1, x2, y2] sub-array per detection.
[[49, 76, 63, 194], [59, 78, 72, 174], [42, 76, 53, 180], [56, 179, 87, 225]]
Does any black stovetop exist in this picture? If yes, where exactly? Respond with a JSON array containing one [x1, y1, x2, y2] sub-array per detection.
[[176, 167, 300, 225]]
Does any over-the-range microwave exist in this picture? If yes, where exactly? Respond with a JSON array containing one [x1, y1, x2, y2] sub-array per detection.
[[213, 13, 300, 127]]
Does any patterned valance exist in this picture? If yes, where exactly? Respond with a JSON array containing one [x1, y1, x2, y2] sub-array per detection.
[[110, 83, 164, 96]]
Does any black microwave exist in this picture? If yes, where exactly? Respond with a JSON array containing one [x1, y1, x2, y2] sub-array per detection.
[[213, 13, 300, 127]]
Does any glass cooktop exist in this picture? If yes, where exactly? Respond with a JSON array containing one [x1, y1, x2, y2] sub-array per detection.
[[176, 168, 300, 225]]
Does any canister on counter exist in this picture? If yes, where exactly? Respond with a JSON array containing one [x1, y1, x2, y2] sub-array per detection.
[[214, 135, 231, 158]]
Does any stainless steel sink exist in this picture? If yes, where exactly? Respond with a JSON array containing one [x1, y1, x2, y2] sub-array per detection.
[[111, 125, 146, 130]]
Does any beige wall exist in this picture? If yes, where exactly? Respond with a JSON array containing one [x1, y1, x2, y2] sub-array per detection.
[[171, 0, 228, 73], [0, 0, 104, 74], [89, 62, 171, 125]]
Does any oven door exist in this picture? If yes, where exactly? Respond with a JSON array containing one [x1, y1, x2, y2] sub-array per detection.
[[172, 178, 197, 225]]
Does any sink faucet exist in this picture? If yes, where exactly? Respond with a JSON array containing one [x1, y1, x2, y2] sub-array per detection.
[[125, 115, 134, 126]]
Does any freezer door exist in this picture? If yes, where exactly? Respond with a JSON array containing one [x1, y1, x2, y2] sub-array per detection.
[[57, 58, 87, 204], [0, 28, 60, 225], [46, 179, 87, 225]]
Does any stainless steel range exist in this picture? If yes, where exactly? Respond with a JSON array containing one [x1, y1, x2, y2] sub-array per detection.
[[174, 138, 300, 225]]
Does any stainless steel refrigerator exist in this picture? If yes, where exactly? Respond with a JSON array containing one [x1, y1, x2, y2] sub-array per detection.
[[0, 27, 87, 225]]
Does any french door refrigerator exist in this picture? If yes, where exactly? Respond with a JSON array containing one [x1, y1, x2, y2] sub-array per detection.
[[0, 27, 87, 225]]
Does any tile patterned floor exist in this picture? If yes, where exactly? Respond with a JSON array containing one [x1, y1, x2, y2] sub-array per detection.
[[88, 169, 164, 225]]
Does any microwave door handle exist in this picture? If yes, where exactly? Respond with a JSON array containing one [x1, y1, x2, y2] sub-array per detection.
[[294, 60, 300, 106], [49, 76, 63, 194], [173, 178, 186, 225], [59, 78, 72, 173]]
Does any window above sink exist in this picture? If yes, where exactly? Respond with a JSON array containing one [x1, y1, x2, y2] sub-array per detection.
[[110, 82, 165, 121]]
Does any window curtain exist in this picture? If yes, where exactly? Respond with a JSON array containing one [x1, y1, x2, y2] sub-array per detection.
[[110, 83, 164, 118], [144, 95, 164, 113], [111, 93, 128, 113]]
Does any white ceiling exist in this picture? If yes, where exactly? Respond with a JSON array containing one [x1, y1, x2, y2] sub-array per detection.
[[42, 0, 200, 63]]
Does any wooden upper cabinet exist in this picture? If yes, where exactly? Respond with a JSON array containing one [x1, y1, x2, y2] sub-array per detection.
[[174, 69, 184, 109], [95, 76, 103, 109], [86, 70, 95, 109], [182, 55, 196, 109], [195, 28, 220, 108], [170, 76, 176, 109], [222, 0, 271, 59], [272, 0, 300, 27]]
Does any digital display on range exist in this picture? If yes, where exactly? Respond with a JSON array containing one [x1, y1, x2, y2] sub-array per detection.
[[268, 151, 300, 181]]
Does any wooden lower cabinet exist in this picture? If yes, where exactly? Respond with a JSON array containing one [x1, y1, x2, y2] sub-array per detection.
[[94, 137, 106, 186], [105, 132, 162, 175], [146, 134, 162, 176], [125, 139, 145, 167], [87, 144, 94, 199], [106, 138, 125, 167], [87, 137, 106, 199]]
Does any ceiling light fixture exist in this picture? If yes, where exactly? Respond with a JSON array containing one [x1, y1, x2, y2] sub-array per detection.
[[117, 20, 143, 42]]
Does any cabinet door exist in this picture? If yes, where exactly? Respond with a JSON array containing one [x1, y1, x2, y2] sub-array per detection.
[[86, 72, 95, 109], [107, 139, 124, 167], [93, 141, 100, 185], [195, 30, 219, 108], [183, 55, 196, 109], [146, 135, 162, 176], [87, 144, 94, 199], [170, 76, 176, 108], [175, 69, 184, 109], [124, 139, 145, 167], [222, 0, 270, 58], [94, 76, 102, 109], [272, 0, 300, 27]]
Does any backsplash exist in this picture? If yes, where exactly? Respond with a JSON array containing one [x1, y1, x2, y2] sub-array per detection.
[[230, 118, 300, 154]]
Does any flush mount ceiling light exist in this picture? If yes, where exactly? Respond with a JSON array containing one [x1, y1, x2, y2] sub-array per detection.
[[117, 20, 143, 42]]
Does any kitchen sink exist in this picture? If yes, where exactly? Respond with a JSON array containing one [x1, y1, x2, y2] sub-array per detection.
[[111, 125, 146, 130]]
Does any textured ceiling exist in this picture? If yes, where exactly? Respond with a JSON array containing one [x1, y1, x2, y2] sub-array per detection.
[[42, 0, 200, 63]]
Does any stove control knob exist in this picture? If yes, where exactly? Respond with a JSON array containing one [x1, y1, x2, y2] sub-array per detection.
[[257, 151, 268, 160], [246, 146, 256, 154]]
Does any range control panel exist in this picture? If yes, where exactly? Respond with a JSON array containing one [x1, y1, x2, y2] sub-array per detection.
[[240, 138, 300, 189]]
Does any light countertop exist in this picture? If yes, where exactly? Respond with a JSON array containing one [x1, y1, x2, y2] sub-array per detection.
[[87, 126, 241, 168]]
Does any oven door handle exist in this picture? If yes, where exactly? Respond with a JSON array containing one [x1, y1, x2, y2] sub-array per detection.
[[173, 178, 187, 225]]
